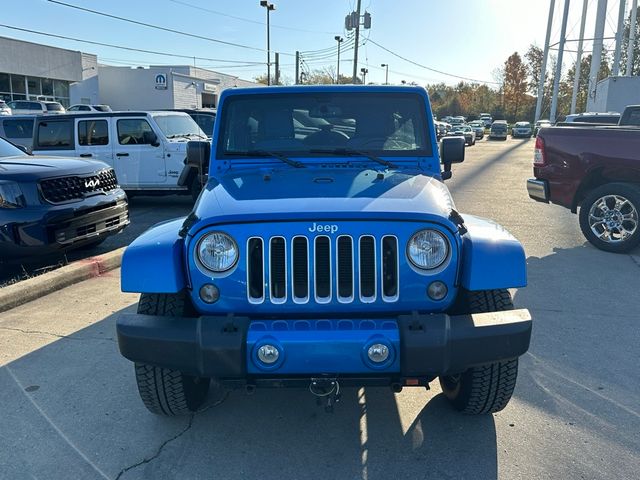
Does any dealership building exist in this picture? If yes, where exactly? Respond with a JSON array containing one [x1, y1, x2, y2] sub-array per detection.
[[0, 36, 259, 109]]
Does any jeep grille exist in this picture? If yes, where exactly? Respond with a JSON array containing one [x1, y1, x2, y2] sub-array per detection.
[[246, 234, 399, 304]]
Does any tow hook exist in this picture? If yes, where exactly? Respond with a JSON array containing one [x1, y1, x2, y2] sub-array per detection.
[[309, 377, 341, 413]]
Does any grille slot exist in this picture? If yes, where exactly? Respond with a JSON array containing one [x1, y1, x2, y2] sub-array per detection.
[[314, 236, 331, 302], [337, 236, 354, 301], [382, 236, 399, 299], [269, 237, 287, 301], [40, 169, 118, 204], [247, 238, 264, 302], [359, 236, 376, 301], [292, 237, 309, 301]]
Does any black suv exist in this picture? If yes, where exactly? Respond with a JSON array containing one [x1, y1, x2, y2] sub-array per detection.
[[0, 138, 129, 263]]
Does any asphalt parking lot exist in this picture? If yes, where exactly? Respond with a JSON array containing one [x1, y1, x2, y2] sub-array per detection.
[[1, 138, 639, 479]]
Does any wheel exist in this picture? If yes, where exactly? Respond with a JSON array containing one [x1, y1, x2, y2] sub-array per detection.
[[439, 289, 519, 414], [134, 292, 213, 415], [578, 183, 640, 253], [472, 138, 476, 146]]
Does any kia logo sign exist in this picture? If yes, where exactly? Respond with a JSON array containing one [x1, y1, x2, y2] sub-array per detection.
[[155, 73, 168, 90]]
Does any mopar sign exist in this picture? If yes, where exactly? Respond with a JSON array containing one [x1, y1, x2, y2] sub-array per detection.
[[154, 73, 167, 90]]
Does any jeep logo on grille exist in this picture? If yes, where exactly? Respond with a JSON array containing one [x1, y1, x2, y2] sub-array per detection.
[[308, 223, 338, 234], [85, 178, 100, 189]]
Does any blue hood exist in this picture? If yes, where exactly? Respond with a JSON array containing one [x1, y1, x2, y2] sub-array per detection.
[[188, 168, 457, 234]]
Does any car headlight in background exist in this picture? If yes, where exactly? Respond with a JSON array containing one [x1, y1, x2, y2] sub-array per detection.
[[0, 181, 25, 208], [407, 229, 449, 269], [197, 232, 238, 272]]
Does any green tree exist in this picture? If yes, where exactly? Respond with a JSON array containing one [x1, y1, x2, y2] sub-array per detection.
[[618, 10, 640, 75]]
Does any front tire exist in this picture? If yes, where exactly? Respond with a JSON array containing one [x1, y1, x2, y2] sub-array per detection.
[[439, 289, 519, 414], [134, 292, 212, 416], [578, 183, 640, 253]]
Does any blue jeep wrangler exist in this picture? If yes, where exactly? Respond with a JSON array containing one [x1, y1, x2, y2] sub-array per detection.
[[117, 86, 532, 416]]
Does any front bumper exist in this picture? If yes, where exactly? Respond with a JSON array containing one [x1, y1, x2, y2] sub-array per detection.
[[117, 309, 532, 381], [527, 178, 549, 203]]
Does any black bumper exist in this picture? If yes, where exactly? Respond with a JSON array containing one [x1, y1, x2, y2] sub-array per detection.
[[117, 309, 532, 380]]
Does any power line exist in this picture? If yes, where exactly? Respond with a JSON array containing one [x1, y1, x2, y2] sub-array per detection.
[[367, 38, 500, 84], [47, 0, 295, 56], [167, 0, 341, 35], [0, 24, 265, 65]]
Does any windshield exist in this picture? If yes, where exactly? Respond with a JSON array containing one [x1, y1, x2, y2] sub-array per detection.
[[516, 122, 531, 127], [218, 92, 431, 158], [0, 138, 27, 158], [152, 114, 206, 139], [94, 105, 111, 112], [45, 103, 64, 112]]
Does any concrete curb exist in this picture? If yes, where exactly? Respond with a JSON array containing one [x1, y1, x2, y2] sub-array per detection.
[[0, 247, 125, 314]]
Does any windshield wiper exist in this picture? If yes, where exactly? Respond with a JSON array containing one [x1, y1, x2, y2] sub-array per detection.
[[309, 148, 397, 169], [167, 133, 208, 140], [225, 150, 305, 168]]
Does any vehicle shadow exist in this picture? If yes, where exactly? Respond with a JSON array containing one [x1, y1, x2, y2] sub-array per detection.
[[511, 243, 640, 466], [0, 304, 498, 480]]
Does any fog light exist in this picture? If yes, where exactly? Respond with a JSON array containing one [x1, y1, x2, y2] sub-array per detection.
[[367, 343, 390, 363], [257, 344, 280, 364], [199, 284, 220, 304], [427, 281, 448, 300]]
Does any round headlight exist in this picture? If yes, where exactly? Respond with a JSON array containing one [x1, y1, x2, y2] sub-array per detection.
[[197, 232, 238, 272], [407, 229, 449, 269]]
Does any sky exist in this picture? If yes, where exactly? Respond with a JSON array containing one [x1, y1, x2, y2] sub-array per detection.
[[0, 0, 632, 86]]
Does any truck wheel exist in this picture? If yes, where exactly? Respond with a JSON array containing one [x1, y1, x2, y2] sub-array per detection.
[[579, 183, 640, 253], [134, 292, 211, 416], [439, 289, 519, 414]]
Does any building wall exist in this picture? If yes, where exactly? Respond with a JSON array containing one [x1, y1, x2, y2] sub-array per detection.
[[96, 66, 177, 111], [587, 76, 640, 113]]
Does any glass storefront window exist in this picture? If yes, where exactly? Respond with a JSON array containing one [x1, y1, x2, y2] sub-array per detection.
[[11, 75, 26, 94], [27, 77, 42, 96], [53, 80, 68, 98], [0, 73, 10, 94], [42, 78, 53, 96]]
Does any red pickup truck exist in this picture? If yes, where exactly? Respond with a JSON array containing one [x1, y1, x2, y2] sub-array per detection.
[[527, 122, 640, 253]]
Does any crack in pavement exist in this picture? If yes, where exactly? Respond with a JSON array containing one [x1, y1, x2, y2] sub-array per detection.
[[630, 255, 640, 269], [114, 414, 195, 480], [0, 326, 115, 343]]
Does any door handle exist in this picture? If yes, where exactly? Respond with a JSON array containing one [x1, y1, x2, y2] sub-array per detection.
[[116, 153, 129, 157], [79, 153, 93, 157]]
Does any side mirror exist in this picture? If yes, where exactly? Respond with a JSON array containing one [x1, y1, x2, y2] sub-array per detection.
[[186, 140, 211, 176], [440, 136, 465, 180]]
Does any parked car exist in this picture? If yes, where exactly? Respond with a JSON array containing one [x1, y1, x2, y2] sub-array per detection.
[[0, 136, 129, 263], [449, 116, 465, 126], [434, 120, 447, 139], [562, 112, 620, 124], [30, 111, 208, 199], [533, 119, 551, 136], [0, 116, 35, 152], [618, 105, 640, 126], [489, 120, 508, 140], [116, 85, 532, 418], [468, 121, 485, 139], [527, 124, 640, 252], [6, 100, 65, 115], [511, 121, 532, 138], [448, 125, 476, 145], [67, 104, 113, 113], [480, 114, 493, 127], [0, 100, 11, 116]]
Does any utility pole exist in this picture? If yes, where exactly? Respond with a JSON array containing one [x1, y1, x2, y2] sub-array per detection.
[[352, 0, 362, 83], [571, 0, 589, 114], [627, 0, 638, 75], [535, 0, 556, 122], [335, 36, 344, 84], [260, 1, 275, 85], [550, 0, 571, 123], [274, 52, 280, 85], [381, 63, 389, 84], [587, 0, 608, 106], [295, 51, 300, 84], [613, 0, 627, 75]]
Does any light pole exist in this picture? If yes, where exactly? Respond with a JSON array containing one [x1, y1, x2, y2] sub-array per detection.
[[380, 63, 389, 85], [334, 36, 344, 84], [360, 67, 368, 84], [260, 1, 275, 86]]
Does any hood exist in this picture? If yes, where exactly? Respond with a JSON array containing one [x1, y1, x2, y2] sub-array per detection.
[[190, 168, 457, 233], [0, 155, 112, 182]]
